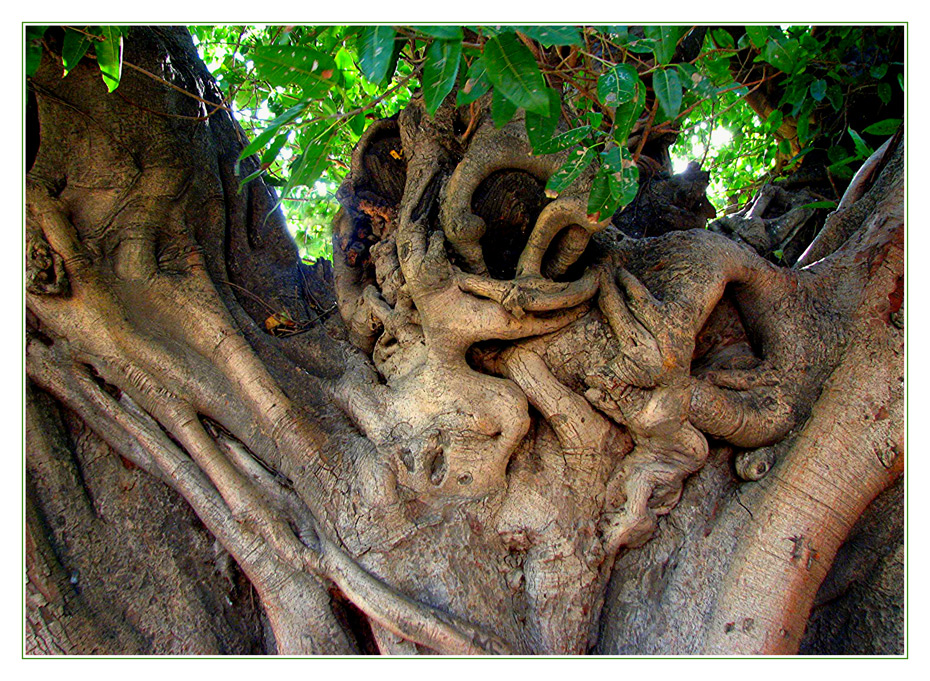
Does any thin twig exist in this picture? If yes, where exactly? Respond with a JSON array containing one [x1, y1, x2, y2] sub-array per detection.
[[673, 75, 774, 130], [632, 98, 660, 164], [122, 60, 231, 114], [70, 43, 234, 116], [293, 69, 419, 131], [461, 101, 479, 143], [115, 89, 219, 122], [221, 280, 281, 316], [278, 305, 338, 336]]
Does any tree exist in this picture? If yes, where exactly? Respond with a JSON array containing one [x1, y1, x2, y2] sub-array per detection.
[[24, 24, 903, 655]]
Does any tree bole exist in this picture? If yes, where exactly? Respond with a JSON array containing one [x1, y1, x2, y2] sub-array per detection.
[[24, 26, 904, 656]]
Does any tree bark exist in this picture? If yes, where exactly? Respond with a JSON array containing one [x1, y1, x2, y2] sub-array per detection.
[[25, 27, 903, 656]]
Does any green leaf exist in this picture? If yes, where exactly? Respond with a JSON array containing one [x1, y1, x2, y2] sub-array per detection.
[[761, 37, 800, 74], [605, 26, 631, 43], [25, 26, 48, 76], [237, 166, 268, 190], [491, 87, 517, 128], [789, 29, 826, 52], [796, 99, 815, 144], [653, 68, 682, 120], [797, 200, 838, 210], [384, 38, 405, 87], [597, 63, 642, 108], [687, 71, 715, 99], [877, 82, 892, 105], [611, 79, 646, 144], [474, 26, 507, 39], [423, 38, 462, 115], [643, 26, 684, 65], [413, 26, 464, 40], [250, 45, 340, 97], [286, 129, 336, 192], [357, 26, 397, 84], [626, 38, 658, 54], [587, 170, 614, 222], [783, 145, 815, 171], [261, 131, 291, 165], [796, 118, 811, 146], [349, 113, 367, 136], [531, 126, 593, 155], [745, 26, 769, 49], [862, 118, 902, 136], [317, 26, 347, 53], [61, 28, 93, 77], [515, 26, 582, 46], [778, 77, 811, 116], [828, 155, 856, 170], [96, 26, 124, 92], [456, 57, 491, 106], [545, 146, 596, 198], [712, 28, 735, 49], [525, 89, 562, 150], [335, 46, 356, 80], [238, 104, 306, 161], [848, 127, 873, 159], [828, 160, 855, 179], [704, 54, 736, 87], [870, 63, 889, 80], [765, 110, 784, 132], [675, 62, 699, 91], [827, 145, 850, 164], [587, 146, 639, 220], [482, 33, 550, 116], [810, 78, 827, 102], [826, 84, 844, 112]]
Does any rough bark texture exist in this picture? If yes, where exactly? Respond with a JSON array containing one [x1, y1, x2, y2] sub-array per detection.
[[25, 27, 904, 656]]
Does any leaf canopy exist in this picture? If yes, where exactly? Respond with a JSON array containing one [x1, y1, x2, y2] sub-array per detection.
[[26, 24, 898, 262]]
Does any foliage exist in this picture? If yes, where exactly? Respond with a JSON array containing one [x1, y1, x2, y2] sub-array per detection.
[[27, 26, 128, 90], [26, 24, 904, 260], [185, 26, 416, 261], [671, 26, 903, 210]]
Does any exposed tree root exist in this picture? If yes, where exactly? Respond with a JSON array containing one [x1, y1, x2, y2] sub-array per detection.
[[25, 170, 511, 655]]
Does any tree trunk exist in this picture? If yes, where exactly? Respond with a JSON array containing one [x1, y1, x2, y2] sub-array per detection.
[[25, 27, 903, 655]]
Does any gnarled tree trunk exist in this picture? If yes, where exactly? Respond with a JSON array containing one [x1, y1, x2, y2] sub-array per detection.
[[25, 27, 903, 655]]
